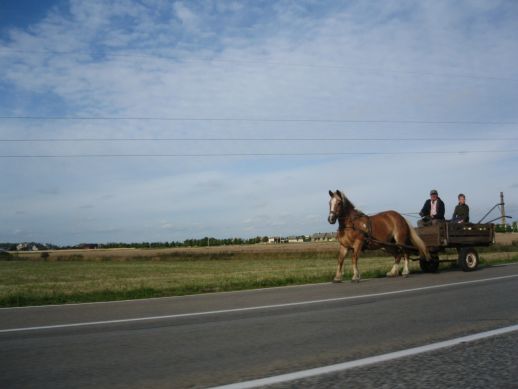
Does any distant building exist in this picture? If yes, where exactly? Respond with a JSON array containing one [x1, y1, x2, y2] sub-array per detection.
[[16, 243, 43, 251], [267, 237, 289, 244], [268, 235, 312, 243], [311, 232, 336, 242]]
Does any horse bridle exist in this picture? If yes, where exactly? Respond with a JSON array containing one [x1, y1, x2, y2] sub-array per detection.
[[330, 193, 347, 219]]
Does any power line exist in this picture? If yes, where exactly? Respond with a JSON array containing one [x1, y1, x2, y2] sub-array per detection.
[[0, 116, 516, 125], [1, 150, 516, 158], [1, 137, 517, 142]]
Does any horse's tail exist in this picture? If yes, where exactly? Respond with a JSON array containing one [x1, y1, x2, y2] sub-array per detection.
[[405, 218, 430, 260]]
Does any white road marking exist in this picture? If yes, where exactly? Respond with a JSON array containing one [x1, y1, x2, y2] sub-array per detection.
[[1, 274, 517, 334], [209, 324, 518, 389]]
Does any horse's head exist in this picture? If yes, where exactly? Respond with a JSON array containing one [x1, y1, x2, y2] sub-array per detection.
[[328, 189, 349, 224]]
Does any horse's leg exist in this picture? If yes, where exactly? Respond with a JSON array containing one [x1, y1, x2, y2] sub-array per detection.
[[351, 240, 363, 282], [387, 219, 411, 277], [333, 245, 348, 283], [387, 253, 401, 277], [388, 226, 407, 277], [402, 252, 410, 278]]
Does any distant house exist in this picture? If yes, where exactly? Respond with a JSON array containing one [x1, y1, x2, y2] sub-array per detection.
[[16, 243, 44, 251], [311, 232, 336, 242], [16, 243, 26, 251], [16, 243, 35, 251], [268, 236, 310, 243], [268, 237, 289, 244]]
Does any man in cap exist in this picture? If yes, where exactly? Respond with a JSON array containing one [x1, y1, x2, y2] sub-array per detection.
[[419, 189, 445, 225], [452, 193, 470, 223]]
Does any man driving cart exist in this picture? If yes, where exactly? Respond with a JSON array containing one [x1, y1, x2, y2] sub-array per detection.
[[419, 189, 445, 226]]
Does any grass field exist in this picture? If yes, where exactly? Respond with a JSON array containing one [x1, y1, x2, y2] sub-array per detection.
[[1, 243, 518, 307]]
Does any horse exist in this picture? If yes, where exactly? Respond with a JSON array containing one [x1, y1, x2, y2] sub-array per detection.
[[328, 190, 430, 282]]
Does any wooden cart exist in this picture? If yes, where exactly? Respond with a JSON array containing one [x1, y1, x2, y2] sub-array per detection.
[[414, 222, 495, 272]]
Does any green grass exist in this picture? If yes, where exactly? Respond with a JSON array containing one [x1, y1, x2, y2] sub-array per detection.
[[1, 249, 517, 307]]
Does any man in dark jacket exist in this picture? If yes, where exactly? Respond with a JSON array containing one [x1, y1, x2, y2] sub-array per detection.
[[452, 193, 469, 223], [420, 189, 445, 224]]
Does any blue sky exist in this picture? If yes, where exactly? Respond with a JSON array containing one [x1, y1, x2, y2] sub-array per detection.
[[0, 0, 517, 245]]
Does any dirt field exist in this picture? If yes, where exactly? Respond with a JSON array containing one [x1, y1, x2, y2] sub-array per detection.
[[8, 234, 518, 260], [10, 241, 341, 260]]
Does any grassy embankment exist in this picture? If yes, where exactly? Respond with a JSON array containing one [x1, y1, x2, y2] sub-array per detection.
[[1, 243, 517, 307]]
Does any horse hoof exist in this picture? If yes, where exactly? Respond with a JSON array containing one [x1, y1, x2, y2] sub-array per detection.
[[351, 278, 360, 283], [403, 273, 409, 278], [332, 279, 343, 283]]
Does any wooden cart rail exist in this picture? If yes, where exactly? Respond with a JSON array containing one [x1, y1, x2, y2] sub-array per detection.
[[415, 222, 495, 249]]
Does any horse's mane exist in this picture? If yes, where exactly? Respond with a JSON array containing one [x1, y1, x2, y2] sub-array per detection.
[[338, 191, 365, 218]]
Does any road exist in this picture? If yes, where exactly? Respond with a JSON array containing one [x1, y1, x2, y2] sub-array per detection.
[[1, 264, 517, 388]]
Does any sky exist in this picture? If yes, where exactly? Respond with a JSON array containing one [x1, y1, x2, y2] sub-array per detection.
[[0, 0, 517, 245]]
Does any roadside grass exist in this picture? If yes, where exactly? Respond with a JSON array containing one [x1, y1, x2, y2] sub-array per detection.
[[1, 247, 517, 307], [479, 253, 518, 266]]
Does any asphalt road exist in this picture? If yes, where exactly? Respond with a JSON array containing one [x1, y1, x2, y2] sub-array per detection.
[[266, 332, 518, 389], [1, 264, 518, 388]]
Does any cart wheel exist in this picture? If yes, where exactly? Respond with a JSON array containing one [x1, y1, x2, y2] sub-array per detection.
[[458, 247, 479, 272], [419, 254, 439, 273]]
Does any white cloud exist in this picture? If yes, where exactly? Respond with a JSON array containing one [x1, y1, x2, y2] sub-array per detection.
[[0, 0, 517, 244], [173, 2, 200, 32]]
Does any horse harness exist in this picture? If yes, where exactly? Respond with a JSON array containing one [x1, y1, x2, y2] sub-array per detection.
[[338, 211, 413, 253], [338, 212, 373, 245]]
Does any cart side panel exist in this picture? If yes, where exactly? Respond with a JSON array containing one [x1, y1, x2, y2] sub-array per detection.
[[415, 224, 445, 247], [446, 223, 495, 246]]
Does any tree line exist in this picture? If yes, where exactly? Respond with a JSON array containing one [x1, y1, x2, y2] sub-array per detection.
[[495, 222, 518, 233], [0, 236, 271, 251], [100, 236, 270, 248]]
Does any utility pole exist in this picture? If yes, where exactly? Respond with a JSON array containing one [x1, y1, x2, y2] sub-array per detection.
[[500, 192, 506, 227]]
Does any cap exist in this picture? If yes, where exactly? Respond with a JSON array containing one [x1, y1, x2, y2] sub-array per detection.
[[430, 189, 438, 195]]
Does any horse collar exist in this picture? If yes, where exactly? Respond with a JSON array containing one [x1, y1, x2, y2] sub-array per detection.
[[338, 212, 371, 237]]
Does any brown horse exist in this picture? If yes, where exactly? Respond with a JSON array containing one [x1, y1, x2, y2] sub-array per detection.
[[328, 190, 430, 282]]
